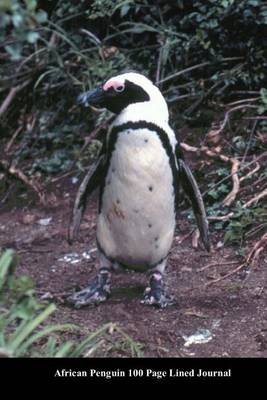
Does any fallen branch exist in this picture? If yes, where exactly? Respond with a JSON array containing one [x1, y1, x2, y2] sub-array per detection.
[[242, 188, 267, 208], [239, 162, 260, 182], [5, 126, 23, 153], [0, 80, 31, 117], [0, 159, 46, 205], [246, 232, 267, 265], [198, 260, 240, 272], [192, 229, 200, 249], [180, 142, 240, 206], [158, 57, 243, 85], [224, 97, 260, 107], [202, 151, 267, 198], [222, 158, 240, 207], [208, 212, 234, 221], [209, 104, 258, 137], [205, 262, 247, 286], [175, 229, 194, 245], [206, 232, 267, 286]]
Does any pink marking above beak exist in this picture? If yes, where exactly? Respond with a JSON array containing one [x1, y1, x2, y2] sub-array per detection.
[[103, 79, 124, 91]]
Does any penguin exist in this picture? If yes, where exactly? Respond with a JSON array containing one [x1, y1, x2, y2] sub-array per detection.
[[68, 72, 210, 308]]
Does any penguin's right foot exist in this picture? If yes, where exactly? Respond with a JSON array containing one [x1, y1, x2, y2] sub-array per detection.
[[67, 269, 111, 308]]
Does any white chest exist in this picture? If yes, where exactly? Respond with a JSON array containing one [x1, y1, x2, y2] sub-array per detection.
[[97, 127, 176, 267]]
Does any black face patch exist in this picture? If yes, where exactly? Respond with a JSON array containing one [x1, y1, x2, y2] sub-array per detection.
[[102, 80, 150, 114]]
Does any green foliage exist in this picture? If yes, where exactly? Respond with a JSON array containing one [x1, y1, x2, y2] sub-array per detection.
[[0, 0, 47, 60], [0, 249, 143, 357], [224, 207, 267, 246]]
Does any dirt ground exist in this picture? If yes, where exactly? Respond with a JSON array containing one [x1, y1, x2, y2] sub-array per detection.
[[0, 181, 266, 358]]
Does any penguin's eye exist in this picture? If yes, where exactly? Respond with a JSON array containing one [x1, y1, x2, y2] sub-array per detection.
[[115, 85, 125, 93]]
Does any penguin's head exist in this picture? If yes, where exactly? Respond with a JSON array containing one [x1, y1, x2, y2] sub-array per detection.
[[78, 72, 168, 117]]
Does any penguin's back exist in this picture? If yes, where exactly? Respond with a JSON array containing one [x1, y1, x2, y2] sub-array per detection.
[[96, 122, 177, 268]]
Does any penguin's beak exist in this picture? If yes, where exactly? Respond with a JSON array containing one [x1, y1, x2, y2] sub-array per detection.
[[77, 87, 106, 107]]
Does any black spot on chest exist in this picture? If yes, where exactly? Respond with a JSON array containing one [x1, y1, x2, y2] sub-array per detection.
[[99, 121, 180, 212]]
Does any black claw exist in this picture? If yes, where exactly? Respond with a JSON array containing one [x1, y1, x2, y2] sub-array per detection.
[[68, 272, 111, 308]]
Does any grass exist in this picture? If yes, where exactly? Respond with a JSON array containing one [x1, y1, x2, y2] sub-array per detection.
[[0, 249, 143, 357]]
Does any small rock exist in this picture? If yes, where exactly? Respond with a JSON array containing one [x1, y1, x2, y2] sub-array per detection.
[[182, 328, 213, 347], [40, 292, 54, 300], [211, 319, 221, 329], [58, 252, 81, 264], [22, 214, 36, 225], [71, 177, 79, 184], [38, 217, 52, 226], [181, 266, 193, 272]]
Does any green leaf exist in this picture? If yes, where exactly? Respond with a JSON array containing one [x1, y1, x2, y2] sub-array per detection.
[[7, 303, 56, 352], [24, 0, 37, 11], [0, 249, 15, 291], [70, 323, 112, 357], [12, 13, 23, 28], [4, 44, 22, 61], [260, 88, 267, 105], [17, 324, 77, 356], [27, 31, 39, 43], [54, 341, 75, 357], [35, 10, 47, 24], [120, 4, 131, 18]]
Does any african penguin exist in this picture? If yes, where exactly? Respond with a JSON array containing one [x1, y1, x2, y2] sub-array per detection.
[[68, 72, 210, 308]]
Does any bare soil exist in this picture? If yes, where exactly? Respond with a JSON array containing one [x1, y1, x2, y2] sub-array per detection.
[[0, 181, 266, 358]]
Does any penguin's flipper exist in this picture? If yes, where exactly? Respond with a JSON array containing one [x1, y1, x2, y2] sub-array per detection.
[[68, 155, 105, 244], [179, 158, 210, 252]]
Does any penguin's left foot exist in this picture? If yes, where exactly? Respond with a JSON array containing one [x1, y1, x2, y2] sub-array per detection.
[[141, 272, 175, 308], [67, 269, 111, 308]]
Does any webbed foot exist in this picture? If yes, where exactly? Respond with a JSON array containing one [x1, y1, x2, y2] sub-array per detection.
[[141, 272, 175, 308], [68, 269, 111, 308]]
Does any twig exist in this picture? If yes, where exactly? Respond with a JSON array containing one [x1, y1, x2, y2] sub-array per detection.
[[205, 263, 247, 286], [48, 116, 114, 185], [239, 162, 260, 182], [198, 260, 240, 272], [246, 233, 267, 265], [158, 57, 243, 85], [155, 45, 163, 85], [242, 116, 267, 120], [241, 120, 258, 163], [205, 104, 258, 138], [224, 97, 260, 107], [180, 143, 240, 206], [206, 232, 267, 286], [246, 223, 267, 239], [208, 212, 234, 221], [0, 183, 15, 205], [4, 127, 23, 153], [192, 229, 200, 249], [222, 158, 240, 207], [175, 229, 194, 244], [50, 169, 77, 183], [185, 81, 222, 116], [0, 80, 31, 116], [0, 159, 46, 205], [201, 151, 267, 197], [242, 188, 267, 208]]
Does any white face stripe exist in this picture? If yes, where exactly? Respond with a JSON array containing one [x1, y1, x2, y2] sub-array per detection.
[[103, 78, 125, 91]]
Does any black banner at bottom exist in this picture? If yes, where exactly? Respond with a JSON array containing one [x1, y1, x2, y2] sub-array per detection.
[[0, 357, 265, 386]]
